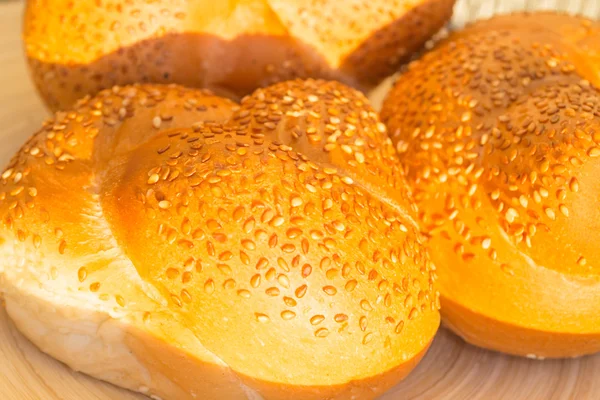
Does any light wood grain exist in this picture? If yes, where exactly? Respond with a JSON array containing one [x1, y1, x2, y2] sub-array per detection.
[[1, 1, 599, 399]]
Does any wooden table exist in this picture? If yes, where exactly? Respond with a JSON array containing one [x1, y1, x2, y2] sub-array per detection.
[[1, 1, 599, 399]]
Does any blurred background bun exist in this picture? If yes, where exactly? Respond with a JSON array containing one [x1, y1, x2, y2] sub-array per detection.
[[23, 0, 455, 110]]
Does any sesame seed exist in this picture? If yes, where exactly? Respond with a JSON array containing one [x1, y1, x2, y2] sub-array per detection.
[[158, 200, 172, 209]]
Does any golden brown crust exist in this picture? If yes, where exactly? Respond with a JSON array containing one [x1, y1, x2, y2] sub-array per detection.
[[381, 12, 600, 358], [23, 0, 455, 111], [0, 80, 439, 398]]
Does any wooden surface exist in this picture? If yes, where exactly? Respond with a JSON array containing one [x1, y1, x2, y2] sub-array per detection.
[[1, 1, 600, 399]]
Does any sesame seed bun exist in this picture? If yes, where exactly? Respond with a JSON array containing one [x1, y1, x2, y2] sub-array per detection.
[[381, 12, 600, 358], [0, 80, 439, 399], [23, 0, 455, 111]]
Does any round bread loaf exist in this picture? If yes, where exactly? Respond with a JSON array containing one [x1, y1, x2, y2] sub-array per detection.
[[0, 80, 439, 399], [381, 12, 600, 358], [23, 0, 455, 111]]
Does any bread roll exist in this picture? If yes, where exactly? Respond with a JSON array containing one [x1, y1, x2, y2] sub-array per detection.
[[0, 80, 439, 399], [381, 12, 600, 358], [23, 0, 455, 111]]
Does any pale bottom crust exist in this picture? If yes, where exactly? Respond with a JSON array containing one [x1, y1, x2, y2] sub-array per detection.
[[3, 277, 432, 400], [441, 297, 600, 359], [3, 285, 261, 400]]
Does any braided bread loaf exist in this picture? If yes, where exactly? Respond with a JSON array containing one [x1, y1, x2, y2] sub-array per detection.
[[381, 12, 600, 358], [0, 80, 439, 399]]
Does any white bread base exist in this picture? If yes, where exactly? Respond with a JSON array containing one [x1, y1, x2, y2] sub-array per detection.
[[5, 293, 156, 396], [0, 251, 263, 400]]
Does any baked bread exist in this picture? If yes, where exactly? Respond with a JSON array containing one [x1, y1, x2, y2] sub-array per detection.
[[0, 80, 439, 399], [23, 0, 455, 111], [381, 12, 600, 358]]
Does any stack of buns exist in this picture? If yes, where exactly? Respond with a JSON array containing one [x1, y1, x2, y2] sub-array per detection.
[[2, 1, 600, 400]]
